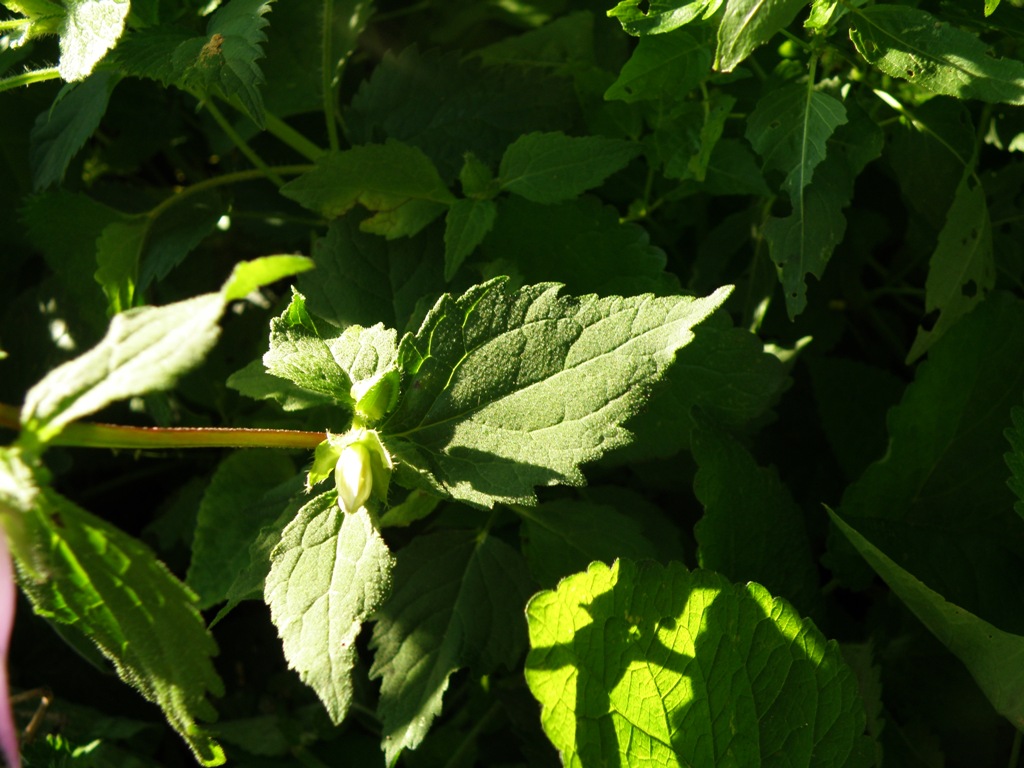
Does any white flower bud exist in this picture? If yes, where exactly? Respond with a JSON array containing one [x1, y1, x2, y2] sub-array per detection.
[[335, 442, 373, 513]]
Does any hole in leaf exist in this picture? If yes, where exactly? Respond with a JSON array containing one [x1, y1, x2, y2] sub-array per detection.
[[920, 309, 940, 331], [906, 69, 915, 78], [638, 0, 650, 14], [962, 280, 978, 298]]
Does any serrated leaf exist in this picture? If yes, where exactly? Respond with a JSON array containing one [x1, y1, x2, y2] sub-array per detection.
[[692, 419, 820, 613], [525, 558, 871, 767], [907, 172, 995, 362], [381, 279, 731, 508], [605, 29, 712, 103], [607, 0, 719, 36], [443, 198, 497, 281], [13, 485, 225, 765], [609, 321, 788, 462], [297, 217, 445, 332], [830, 510, 1024, 730], [59, 0, 130, 81], [517, 500, 657, 588], [746, 84, 848, 200], [715, 0, 807, 72], [370, 530, 534, 765], [187, 451, 297, 609], [261, 290, 399, 410], [20, 257, 309, 444], [497, 131, 640, 203], [30, 71, 117, 190], [834, 293, 1024, 631], [94, 217, 146, 314], [474, 11, 595, 73], [480, 196, 677, 296], [280, 140, 455, 238], [763, 100, 883, 318], [850, 6, 1024, 105], [138, 190, 227, 291], [226, 359, 337, 411], [175, 0, 276, 127], [1007, 406, 1024, 518], [265, 495, 394, 725]]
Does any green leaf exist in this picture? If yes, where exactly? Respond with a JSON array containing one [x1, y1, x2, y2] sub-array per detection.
[[715, 0, 808, 73], [474, 11, 596, 73], [221, 254, 315, 303], [175, 0, 276, 127], [298, 217, 446, 331], [834, 292, 1024, 631], [604, 29, 712, 103], [610, 321, 788, 462], [746, 84, 848, 200], [830, 510, 1024, 730], [370, 530, 534, 765], [14, 486, 225, 765], [497, 131, 640, 204], [692, 419, 820, 613], [762, 100, 883, 318], [261, 290, 399, 410], [30, 71, 117, 190], [265, 495, 394, 724], [443, 198, 497, 281], [382, 279, 731, 508], [20, 257, 309, 444], [280, 140, 455, 238], [517, 500, 658, 588], [850, 6, 1024, 105], [607, 0, 719, 36], [907, 172, 995, 362], [226, 359, 339, 411], [345, 47, 579, 180], [138, 190, 227, 291], [94, 217, 147, 314], [1006, 405, 1024, 518], [480, 196, 678, 296], [525, 558, 871, 767], [186, 451, 297, 609], [59, 0, 130, 81]]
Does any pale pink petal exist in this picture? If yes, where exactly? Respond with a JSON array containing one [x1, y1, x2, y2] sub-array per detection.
[[0, 534, 20, 768]]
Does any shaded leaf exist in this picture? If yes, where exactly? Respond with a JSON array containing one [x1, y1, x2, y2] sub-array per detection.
[[30, 71, 117, 190], [605, 29, 712, 103], [907, 172, 995, 362], [370, 530, 534, 765], [498, 131, 641, 203], [850, 6, 1024, 105], [443, 198, 497, 281], [830, 510, 1024, 730], [692, 419, 820, 613], [280, 140, 455, 238], [834, 292, 1024, 632], [525, 559, 871, 767], [382, 279, 731, 508], [266, 496, 394, 724], [1007, 405, 1024, 519]]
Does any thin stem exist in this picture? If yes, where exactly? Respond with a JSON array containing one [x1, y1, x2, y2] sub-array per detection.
[[321, 0, 340, 152], [1, 403, 324, 450], [264, 111, 325, 161], [1010, 729, 1022, 768], [146, 164, 314, 221], [0, 17, 31, 31], [0, 66, 60, 93], [204, 100, 285, 186]]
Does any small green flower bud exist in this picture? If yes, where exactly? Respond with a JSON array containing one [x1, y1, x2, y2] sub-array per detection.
[[335, 442, 373, 513]]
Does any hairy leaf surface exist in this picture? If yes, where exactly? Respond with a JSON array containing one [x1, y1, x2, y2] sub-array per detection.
[[265, 496, 394, 724], [370, 530, 534, 765], [715, 0, 807, 72], [382, 279, 731, 507]]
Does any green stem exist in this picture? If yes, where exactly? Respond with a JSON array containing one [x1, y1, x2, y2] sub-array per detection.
[[264, 111, 325, 161], [1, 402, 323, 450], [321, 0, 340, 152], [146, 164, 314, 221], [204, 100, 285, 186], [0, 17, 31, 31], [1009, 729, 1022, 768], [0, 66, 60, 93]]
